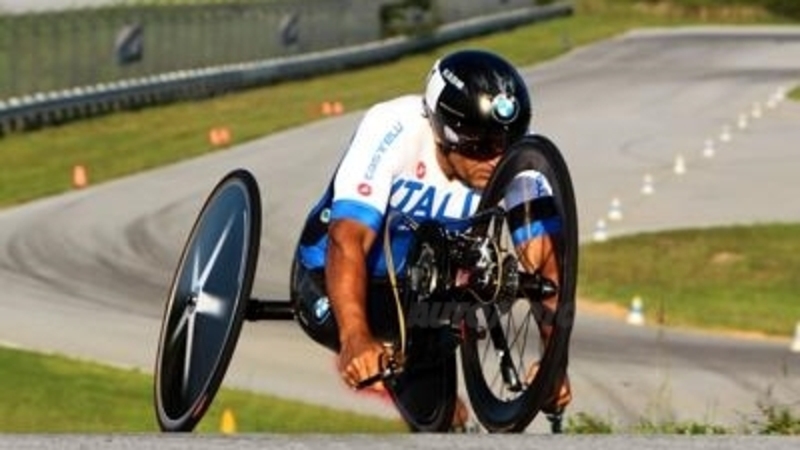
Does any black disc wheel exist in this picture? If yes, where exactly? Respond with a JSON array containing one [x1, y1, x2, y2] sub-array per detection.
[[460, 134, 578, 432], [386, 328, 458, 432], [154, 169, 261, 432], [386, 221, 457, 432]]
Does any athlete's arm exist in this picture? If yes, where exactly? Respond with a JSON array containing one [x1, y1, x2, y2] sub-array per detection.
[[323, 98, 415, 388], [326, 217, 374, 341], [326, 218, 388, 389], [503, 169, 561, 342], [517, 235, 559, 340]]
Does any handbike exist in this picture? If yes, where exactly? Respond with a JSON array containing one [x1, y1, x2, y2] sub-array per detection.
[[153, 134, 578, 433]]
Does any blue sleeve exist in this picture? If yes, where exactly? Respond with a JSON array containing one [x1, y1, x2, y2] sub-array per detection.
[[330, 199, 384, 233]]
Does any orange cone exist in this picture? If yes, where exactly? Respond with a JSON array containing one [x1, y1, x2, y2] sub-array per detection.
[[217, 127, 231, 145], [209, 128, 221, 146], [72, 165, 88, 189], [321, 101, 333, 116], [332, 101, 344, 115], [208, 127, 232, 147]]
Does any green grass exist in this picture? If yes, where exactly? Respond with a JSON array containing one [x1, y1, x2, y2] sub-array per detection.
[[0, 344, 405, 432], [113, 0, 287, 5], [566, 408, 800, 435], [789, 85, 800, 100], [0, 0, 790, 208], [578, 223, 800, 337], [4, 341, 797, 434]]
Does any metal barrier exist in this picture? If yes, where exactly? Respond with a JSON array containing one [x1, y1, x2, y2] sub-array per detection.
[[0, 0, 389, 99], [0, 1, 573, 135]]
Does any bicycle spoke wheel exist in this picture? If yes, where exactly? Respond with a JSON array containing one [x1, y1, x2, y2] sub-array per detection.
[[460, 134, 578, 433], [154, 169, 261, 432]]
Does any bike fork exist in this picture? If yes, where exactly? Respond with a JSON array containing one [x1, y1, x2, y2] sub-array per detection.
[[245, 298, 295, 321], [480, 304, 523, 392]]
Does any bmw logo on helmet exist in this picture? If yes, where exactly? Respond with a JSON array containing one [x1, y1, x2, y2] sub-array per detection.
[[491, 93, 518, 123]]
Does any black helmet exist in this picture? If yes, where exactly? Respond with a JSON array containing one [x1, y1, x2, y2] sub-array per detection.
[[423, 49, 531, 160]]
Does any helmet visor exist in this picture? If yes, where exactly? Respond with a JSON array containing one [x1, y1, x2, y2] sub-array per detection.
[[443, 127, 509, 161]]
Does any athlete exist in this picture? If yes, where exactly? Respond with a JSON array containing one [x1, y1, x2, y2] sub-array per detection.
[[290, 49, 570, 429]]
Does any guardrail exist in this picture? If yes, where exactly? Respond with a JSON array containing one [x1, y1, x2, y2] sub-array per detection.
[[0, 0, 392, 99], [0, 2, 573, 137]]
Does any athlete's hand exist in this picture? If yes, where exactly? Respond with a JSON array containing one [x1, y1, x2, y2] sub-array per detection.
[[338, 331, 387, 391]]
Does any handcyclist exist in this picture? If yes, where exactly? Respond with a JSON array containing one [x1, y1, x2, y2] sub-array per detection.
[[290, 49, 571, 429]]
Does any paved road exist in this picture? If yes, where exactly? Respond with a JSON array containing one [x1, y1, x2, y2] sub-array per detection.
[[0, 0, 117, 12], [0, 0, 106, 12], [0, 435, 799, 450], [0, 27, 800, 438]]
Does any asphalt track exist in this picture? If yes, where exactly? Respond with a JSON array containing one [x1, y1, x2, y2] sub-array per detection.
[[0, 435, 798, 450], [0, 0, 114, 12], [1, 26, 800, 447]]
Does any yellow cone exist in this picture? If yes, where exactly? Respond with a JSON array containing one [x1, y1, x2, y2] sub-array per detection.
[[220, 408, 237, 434]]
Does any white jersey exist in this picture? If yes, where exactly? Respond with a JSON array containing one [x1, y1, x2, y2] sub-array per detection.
[[297, 95, 557, 277]]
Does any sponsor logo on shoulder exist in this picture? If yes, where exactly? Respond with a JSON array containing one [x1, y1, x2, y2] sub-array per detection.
[[364, 121, 403, 181], [357, 183, 372, 196]]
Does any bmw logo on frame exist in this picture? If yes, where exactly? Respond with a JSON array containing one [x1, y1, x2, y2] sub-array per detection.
[[491, 93, 518, 123], [313, 296, 331, 323]]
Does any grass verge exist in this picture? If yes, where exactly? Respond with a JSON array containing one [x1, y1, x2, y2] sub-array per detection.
[[789, 85, 800, 100], [566, 407, 800, 434], [0, 0, 789, 208], [578, 223, 800, 338], [0, 344, 404, 433]]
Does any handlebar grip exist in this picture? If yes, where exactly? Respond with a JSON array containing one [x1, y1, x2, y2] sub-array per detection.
[[355, 366, 394, 390], [354, 348, 402, 390]]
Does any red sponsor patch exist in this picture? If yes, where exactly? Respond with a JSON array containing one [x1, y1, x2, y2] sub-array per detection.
[[416, 161, 426, 179], [357, 183, 372, 196]]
